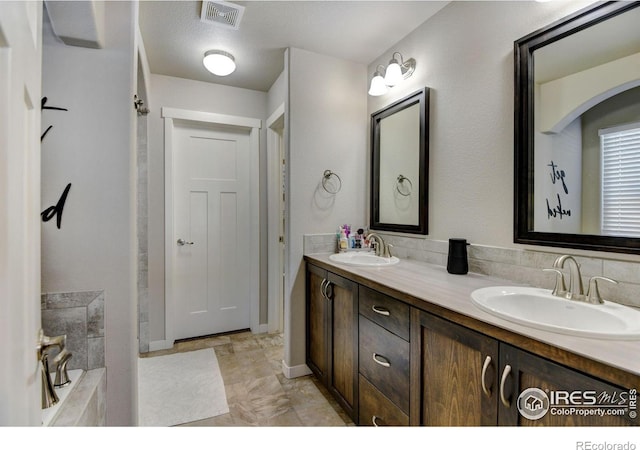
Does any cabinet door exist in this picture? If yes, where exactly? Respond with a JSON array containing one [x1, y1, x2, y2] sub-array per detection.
[[326, 272, 359, 419], [498, 344, 636, 426], [411, 309, 499, 426], [306, 264, 328, 383]]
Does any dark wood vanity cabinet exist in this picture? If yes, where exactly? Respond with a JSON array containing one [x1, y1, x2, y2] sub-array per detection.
[[411, 309, 635, 426], [305, 264, 358, 420], [498, 344, 633, 426], [306, 260, 637, 427]]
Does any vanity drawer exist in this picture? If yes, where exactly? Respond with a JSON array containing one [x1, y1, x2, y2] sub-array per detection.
[[358, 315, 410, 413], [359, 286, 410, 341], [358, 375, 409, 427]]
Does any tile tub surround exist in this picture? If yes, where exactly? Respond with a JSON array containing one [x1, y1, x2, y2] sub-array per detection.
[[41, 291, 105, 371], [303, 233, 640, 309], [50, 368, 106, 426]]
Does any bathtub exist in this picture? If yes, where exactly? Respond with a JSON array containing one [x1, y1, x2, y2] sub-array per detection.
[[41, 369, 84, 426]]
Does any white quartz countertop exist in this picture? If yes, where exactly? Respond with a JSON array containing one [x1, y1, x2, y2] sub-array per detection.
[[305, 253, 640, 380]]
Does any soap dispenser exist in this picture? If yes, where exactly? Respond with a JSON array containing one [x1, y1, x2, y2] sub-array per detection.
[[447, 238, 470, 275]]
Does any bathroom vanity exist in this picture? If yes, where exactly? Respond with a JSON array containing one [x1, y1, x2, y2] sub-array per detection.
[[305, 254, 640, 426]]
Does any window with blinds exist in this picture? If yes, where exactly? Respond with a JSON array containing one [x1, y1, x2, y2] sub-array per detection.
[[600, 122, 640, 237]]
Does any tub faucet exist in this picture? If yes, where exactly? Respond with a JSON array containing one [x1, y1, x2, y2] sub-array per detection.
[[37, 330, 68, 408], [40, 353, 58, 408], [366, 232, 392, 258], [552, 255, 584, 301]]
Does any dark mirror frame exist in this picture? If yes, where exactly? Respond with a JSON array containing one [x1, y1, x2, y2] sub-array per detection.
[[514, 1, 640, 254], [371, 87, 429, 235]]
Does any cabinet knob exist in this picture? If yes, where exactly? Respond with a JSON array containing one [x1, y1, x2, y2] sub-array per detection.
[[372, 352, 391, 368], [371, 305, 390, 316], [372, 415, 382, 427], [481, 355, 493, 398], [500, 364, 512, 407], [320, 279, 332, 300]]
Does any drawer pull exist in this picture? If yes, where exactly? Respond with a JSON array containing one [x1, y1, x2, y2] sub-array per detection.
[[320, 279, 328, 299], [481, 355, 492, 398], [499, 364, 512, 407], [372, 352, 391, 368], [372, 415, 382, 427], [371, 305, 390, 316]]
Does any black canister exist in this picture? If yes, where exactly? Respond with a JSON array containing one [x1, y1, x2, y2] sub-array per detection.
[[447, 238, 469, 275]]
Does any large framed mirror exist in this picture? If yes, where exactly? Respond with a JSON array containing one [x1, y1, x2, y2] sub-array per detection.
[[514, 2, 640, 254], [371, 88, 429, 235]]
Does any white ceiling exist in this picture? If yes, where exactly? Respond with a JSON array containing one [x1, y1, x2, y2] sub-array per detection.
[[138, 1, 449, 92]]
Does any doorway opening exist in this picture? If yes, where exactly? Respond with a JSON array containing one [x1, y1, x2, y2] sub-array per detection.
[[267, 104, 286, 334]]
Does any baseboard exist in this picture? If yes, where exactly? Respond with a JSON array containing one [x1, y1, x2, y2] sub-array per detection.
[[148, 339, 173, 352], [281, 360, 312, 379]]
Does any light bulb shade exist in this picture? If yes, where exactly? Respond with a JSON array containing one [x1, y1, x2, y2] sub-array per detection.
[[203, 50, 236, 76], [384, 60, 403, 87], [368, 73, 388, 96]]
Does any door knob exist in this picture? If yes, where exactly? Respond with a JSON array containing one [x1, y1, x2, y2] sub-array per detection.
[[177, 238, 194, 246]]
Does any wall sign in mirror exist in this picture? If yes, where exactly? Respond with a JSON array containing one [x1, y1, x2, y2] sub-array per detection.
[[514, 2, 640, 253], [371, 88, 429, 235]]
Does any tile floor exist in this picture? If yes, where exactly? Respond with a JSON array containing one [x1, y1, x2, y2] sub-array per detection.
[[140, 331, 354, 426]]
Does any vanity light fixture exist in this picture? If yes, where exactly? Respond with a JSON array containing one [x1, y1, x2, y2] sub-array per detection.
[[368, 52, 416, 96], [368, 65, 389, 96], [203, 50, 236, 76]]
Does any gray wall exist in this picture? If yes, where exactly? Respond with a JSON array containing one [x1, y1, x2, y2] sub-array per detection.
[[41, 1, 137, 426], [286, 47, 367, 370]]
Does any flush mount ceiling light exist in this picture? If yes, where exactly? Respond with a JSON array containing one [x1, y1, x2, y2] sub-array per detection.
[[203, 50, 236, 76], [368, 51, 416, 96]]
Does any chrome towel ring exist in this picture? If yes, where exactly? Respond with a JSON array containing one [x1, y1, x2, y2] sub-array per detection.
[[396, 175, 413, 196], [322, 170, 342, 194]]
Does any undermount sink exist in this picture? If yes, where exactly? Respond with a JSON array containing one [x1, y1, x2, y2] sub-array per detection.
[[329, 252, 399, 267], [471, 286, 640, 340]]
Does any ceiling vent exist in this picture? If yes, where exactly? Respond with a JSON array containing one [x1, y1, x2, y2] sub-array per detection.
[[200, 1, 245, 30]]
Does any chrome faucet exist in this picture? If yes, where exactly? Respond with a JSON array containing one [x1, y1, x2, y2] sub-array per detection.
[[366, 232, 393, 258], [545, 255, 619, 305], [37, 330, 71, 408], [585, 276, 618, 304], [552, 255, 584, 300]]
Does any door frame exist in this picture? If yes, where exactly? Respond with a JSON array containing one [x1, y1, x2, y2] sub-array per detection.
[[162, 107, 261, 344], [266, 103, 285, 334], [0, 1, 43, 425]]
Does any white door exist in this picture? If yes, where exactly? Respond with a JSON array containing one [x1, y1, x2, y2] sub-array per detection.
[[0, 1, 43, 425], [172, 120, 252, 340]]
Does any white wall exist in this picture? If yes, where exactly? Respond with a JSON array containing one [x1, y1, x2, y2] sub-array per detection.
[[147, 74, 268, 342], [41, 1, 136, 426], [268, 70, 286, 117], [286, 47, 367, 370], [367, 0, 595, 248]]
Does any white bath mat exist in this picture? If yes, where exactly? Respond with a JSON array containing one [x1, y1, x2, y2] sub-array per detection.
[[138, 348, 229, 426]]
